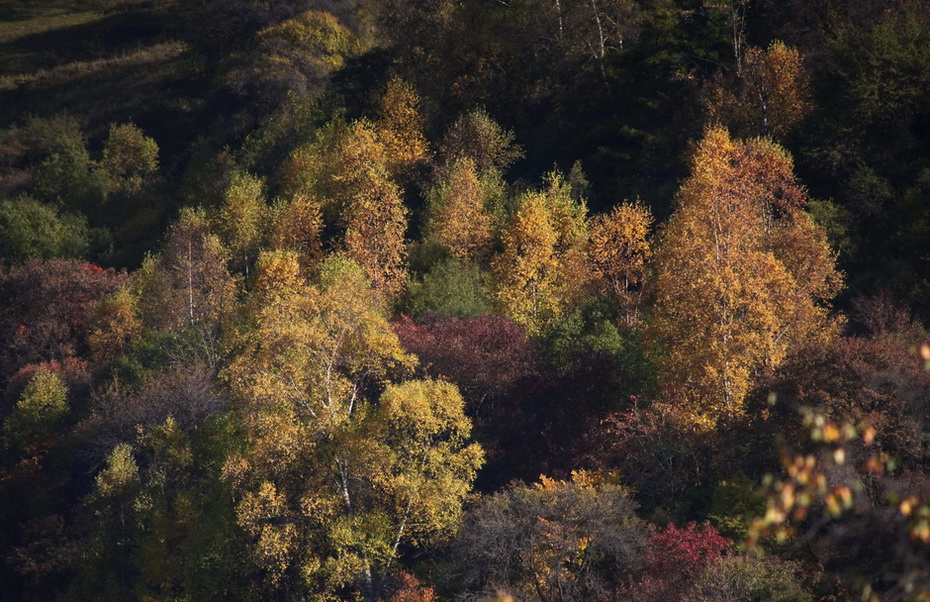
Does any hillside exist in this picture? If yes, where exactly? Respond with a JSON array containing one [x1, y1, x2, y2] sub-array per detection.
[[1, 1, 929, 600]]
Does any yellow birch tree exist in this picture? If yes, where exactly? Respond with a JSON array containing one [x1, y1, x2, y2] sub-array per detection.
[[375, 78, 430, 179], [493, 172, 591, 336], [279, 120, 409, 296], [425, 157, 492, 261], [224, 255, 481, 598], [341, 165, 409, 296], [493, 191, 562, 336], [649, 128, 841, 429], [704, 41, 812, 139], [589, 201, 653, 327], [268, 193, 324, 277]]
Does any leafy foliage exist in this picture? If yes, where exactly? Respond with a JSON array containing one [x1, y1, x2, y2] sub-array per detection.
[[425, 158, 493, 262], [648, 128, 841, 428], [227, 10, 362, 114], [1, 2, 927, 600], [268, 192, 324, 277], [393, 314, 535, 410], [617, 521, 731, 601], [222, 254, 484, 598], [3, 369, 69, 450], [375, 78, 430, 179], [213, 170, 268, 275], [0, 195, 90, 262], [449, 472, 647, 601], [685, 555, 812, 602], [704, 41, 812, 139], [493, 173, 590, 336], [401, 257, 492, 319], [589, 201, 652, 327], [133, 208, 238, 367], [101, 122, 159, 197], [0, 259, 125, 380]]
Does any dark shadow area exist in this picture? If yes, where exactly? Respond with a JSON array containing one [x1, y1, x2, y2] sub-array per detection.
[[0, 9, 172, 74]]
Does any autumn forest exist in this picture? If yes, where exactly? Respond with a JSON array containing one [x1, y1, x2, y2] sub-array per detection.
[[1, 0, 930, 600]]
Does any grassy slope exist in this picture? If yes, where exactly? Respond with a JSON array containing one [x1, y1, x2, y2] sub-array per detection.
[[0, 0, 211, 165], [0, 0, 223, 266]]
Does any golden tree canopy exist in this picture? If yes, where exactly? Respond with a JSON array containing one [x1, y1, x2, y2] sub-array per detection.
[[375, 78, 430, 178], [493, 172, 590, 336], [589, 201, 653, 326], [649, 127, 841, 429], [704, 41, 812, 139], [425, 157, 493, 261]]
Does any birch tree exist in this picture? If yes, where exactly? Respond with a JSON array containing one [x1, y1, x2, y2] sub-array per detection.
[[648, 128, 841, 429]]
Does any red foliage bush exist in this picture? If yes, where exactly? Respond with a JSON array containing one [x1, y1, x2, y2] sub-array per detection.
[[614, 522, 731, 601], [393, 315, 536, 408], [645, 521, 731, 576], [0, 259, 125, 380]]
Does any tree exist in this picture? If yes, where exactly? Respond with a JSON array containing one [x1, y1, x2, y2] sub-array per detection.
[[226, 263, 483, 600], [364, 380, 484, 561], [77, 443, 141, 600], [69, 381, 244, 601], [280, 120, 409, 296], [0, 195, 89, 263], [130, 209, 239, 371], [226, 10, 362, 116], [616, 521, 733, 600], [685, 555, 812, 602], [424, 158, 492, 262], [213, 171, 268, 276], [704, 41, 812, 139], [648, 127, 841, 429], [2, 358, 89, 417], [434, 109, 523, 183], [428, 111, 515, 246], [130, 414, 245, 602], [375, 78, 430, 179], [0, 259, 125, 380], [800, 9, 930, 322], [101, 123, 159, 197], [268, 193, 323, 277], [88, 286, 142, 365], [537, 172, 591, 302], [2, 369, 69, 451], [393, 315, 536, 410], [493, 173, 590, 336], [449, 472, 647, 601], [135, 208, 238, 334], [382, 573, 436, 602], [27, 124, 108, 212], [401, 257, 493, 319], [589, 201, 652, 327], [493, 191, 561, 336], [538, 0, 643, 93], [279, 119, 358, 222], [341, 166, 409, 297], [646, 522, 730, 578], [224, 254, 417, 596], [80, 364, 229, 460]]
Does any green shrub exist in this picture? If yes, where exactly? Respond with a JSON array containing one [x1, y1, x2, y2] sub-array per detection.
[[0, 195, 89, 261]]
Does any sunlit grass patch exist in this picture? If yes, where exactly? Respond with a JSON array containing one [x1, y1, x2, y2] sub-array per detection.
[[0, 41, 187, 92], [0, 10, 103, 45]]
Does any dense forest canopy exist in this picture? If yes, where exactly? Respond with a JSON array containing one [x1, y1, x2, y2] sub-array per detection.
[[2, 0, 930, 600]]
